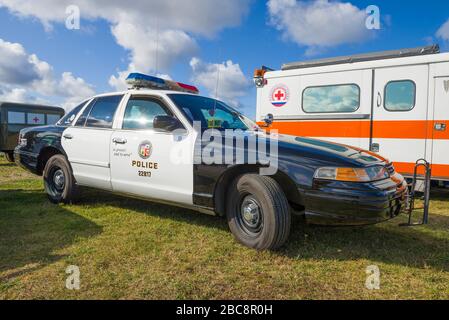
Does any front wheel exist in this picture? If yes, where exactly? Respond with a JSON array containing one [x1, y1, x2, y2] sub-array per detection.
[[226, 174, 291, 250], [43, 154, 78, 204]]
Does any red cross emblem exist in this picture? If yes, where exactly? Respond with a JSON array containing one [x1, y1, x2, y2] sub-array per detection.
[[270, 86, 289, 107]]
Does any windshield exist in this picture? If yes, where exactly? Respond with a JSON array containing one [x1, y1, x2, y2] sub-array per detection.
[[168, 94, 259, 131]]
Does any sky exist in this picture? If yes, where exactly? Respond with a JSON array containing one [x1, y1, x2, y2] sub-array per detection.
[[0, 0, 449, 120]]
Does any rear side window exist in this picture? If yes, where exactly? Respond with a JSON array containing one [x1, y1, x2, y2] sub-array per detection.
[[85, 95, 123, 128], [122, 97, 171, 130], [59, 102, 87, 126], [75, 101, 94, 127], [384, 80, 416, 111], [27, 113, 45, 125], [7, 111, 26, 124], [302, 84, 360, 113]]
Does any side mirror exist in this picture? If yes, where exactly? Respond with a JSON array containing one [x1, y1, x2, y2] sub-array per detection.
[[153, 115, 183, 132], [263, 113, 274, 127]]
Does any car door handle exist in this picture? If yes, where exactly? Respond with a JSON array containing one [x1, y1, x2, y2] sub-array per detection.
[[112, 138, 127, 144], [63, 134, 73, 140]]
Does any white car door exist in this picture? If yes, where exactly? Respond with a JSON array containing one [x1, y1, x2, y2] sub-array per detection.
[[62, 95, 124, 190], [110, 94, 195, 205]]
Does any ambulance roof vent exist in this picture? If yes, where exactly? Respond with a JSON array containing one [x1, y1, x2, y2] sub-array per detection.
[[281, 45, 440, 71]]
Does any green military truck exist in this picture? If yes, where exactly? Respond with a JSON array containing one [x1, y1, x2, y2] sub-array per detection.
[[0, 102, 65, 162]]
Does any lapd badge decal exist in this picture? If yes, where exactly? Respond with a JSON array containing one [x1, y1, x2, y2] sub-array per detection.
[[138, 141, 152, 159]]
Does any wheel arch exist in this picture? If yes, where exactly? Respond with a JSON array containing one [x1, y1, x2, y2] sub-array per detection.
[[37, 146, 65, 175], [213, 165, 304, 216]]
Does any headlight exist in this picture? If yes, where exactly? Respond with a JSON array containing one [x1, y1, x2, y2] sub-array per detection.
[[314, 166, 390, 182]]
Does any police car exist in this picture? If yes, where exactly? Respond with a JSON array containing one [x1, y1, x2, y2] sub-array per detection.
[[14, 73, 408, 250]]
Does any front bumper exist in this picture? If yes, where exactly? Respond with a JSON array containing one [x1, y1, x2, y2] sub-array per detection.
[[304, 174, 408, 226]]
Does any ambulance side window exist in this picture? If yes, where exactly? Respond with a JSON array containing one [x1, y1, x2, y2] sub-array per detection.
[[384, 80, 416, 112], [7, 111, 26, 124], [302, 84, 360, 113]]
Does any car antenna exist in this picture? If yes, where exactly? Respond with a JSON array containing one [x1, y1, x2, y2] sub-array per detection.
[[155, 17, 159, 76], [213, 48, 221, 114]]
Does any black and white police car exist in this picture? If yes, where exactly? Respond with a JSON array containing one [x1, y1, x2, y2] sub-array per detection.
[[15, 73, 408, 250]]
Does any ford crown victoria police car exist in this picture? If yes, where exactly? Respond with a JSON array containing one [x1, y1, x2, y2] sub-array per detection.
[[15, 73, 408, 250]]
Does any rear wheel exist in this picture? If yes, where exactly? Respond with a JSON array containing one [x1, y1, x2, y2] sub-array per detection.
[[4, 152, 14, 163], [43, 154, 78, 204], [226, 174, 291, 250]]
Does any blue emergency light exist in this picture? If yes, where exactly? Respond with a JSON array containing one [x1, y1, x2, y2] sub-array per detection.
[[126, 73, 199, 94]]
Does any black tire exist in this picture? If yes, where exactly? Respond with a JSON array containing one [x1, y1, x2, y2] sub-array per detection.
[[4, 152, 14, 163], [43, 154, 78, 204], [226, 174, 291, 250]]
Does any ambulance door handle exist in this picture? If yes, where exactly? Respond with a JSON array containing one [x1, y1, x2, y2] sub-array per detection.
[[63, 134, 73, 140], [112, 137, 127, 144], [434, 123, 446, 131], [377, 92, 382, 107]]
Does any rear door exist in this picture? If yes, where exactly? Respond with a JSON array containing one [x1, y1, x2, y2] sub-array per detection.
[[430, 77, 449, 180], [62, 95, 124, 190], [371, 65, 429, 176]]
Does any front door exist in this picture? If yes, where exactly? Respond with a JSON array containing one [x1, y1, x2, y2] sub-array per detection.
[[371, 65, 429, 176], [62, 95, 124, 190], [110, 95, 194, 205], [430, 77, 449, 180]]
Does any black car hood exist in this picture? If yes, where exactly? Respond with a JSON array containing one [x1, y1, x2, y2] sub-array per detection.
[[249, 131, 388, 167]]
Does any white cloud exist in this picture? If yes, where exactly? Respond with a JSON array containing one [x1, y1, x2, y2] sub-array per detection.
[[0, 38, 94, 110], [190, 58, 251, 108], [0, 0, 251, 90], [267, 0, 369, 54], [0, 88, 28, 102], [109, 22, 198, 90], [437, 19, 449, 41]]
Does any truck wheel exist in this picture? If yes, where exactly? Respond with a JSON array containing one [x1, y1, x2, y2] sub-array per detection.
[[43, 154, 78, 204], [4, 152, 14, 163], [226, 174, 291, 250]]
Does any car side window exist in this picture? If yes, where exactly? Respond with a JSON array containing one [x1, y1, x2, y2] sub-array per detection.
[[59, 101, 86, 126], [75, 100, 94, 127], [85, 95, 124, 129], [122, 97, 171, 130]]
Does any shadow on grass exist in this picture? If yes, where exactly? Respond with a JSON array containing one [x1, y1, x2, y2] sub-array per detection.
[[0, 162, 15, 168], [78, 188, 449, 272], [0, 189, 102, 279]]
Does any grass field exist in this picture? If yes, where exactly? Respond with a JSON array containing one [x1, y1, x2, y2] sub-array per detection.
[[1, 154, 448, 300]]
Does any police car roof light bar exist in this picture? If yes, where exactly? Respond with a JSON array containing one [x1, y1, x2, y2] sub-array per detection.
[[126, 73, 199, 94]]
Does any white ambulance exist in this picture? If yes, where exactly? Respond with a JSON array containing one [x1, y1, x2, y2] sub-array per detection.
[[254, 45, 449, 181]]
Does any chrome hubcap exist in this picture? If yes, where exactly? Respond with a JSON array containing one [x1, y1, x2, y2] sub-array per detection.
[[53, 169, 65, 190], [240, 196, 262, 230]]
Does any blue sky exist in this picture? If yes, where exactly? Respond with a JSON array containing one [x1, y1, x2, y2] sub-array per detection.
[[0, 0, 449, 119]]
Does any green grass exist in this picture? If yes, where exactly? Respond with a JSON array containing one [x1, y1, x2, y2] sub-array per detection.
[[1, 154, 448, 300]]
